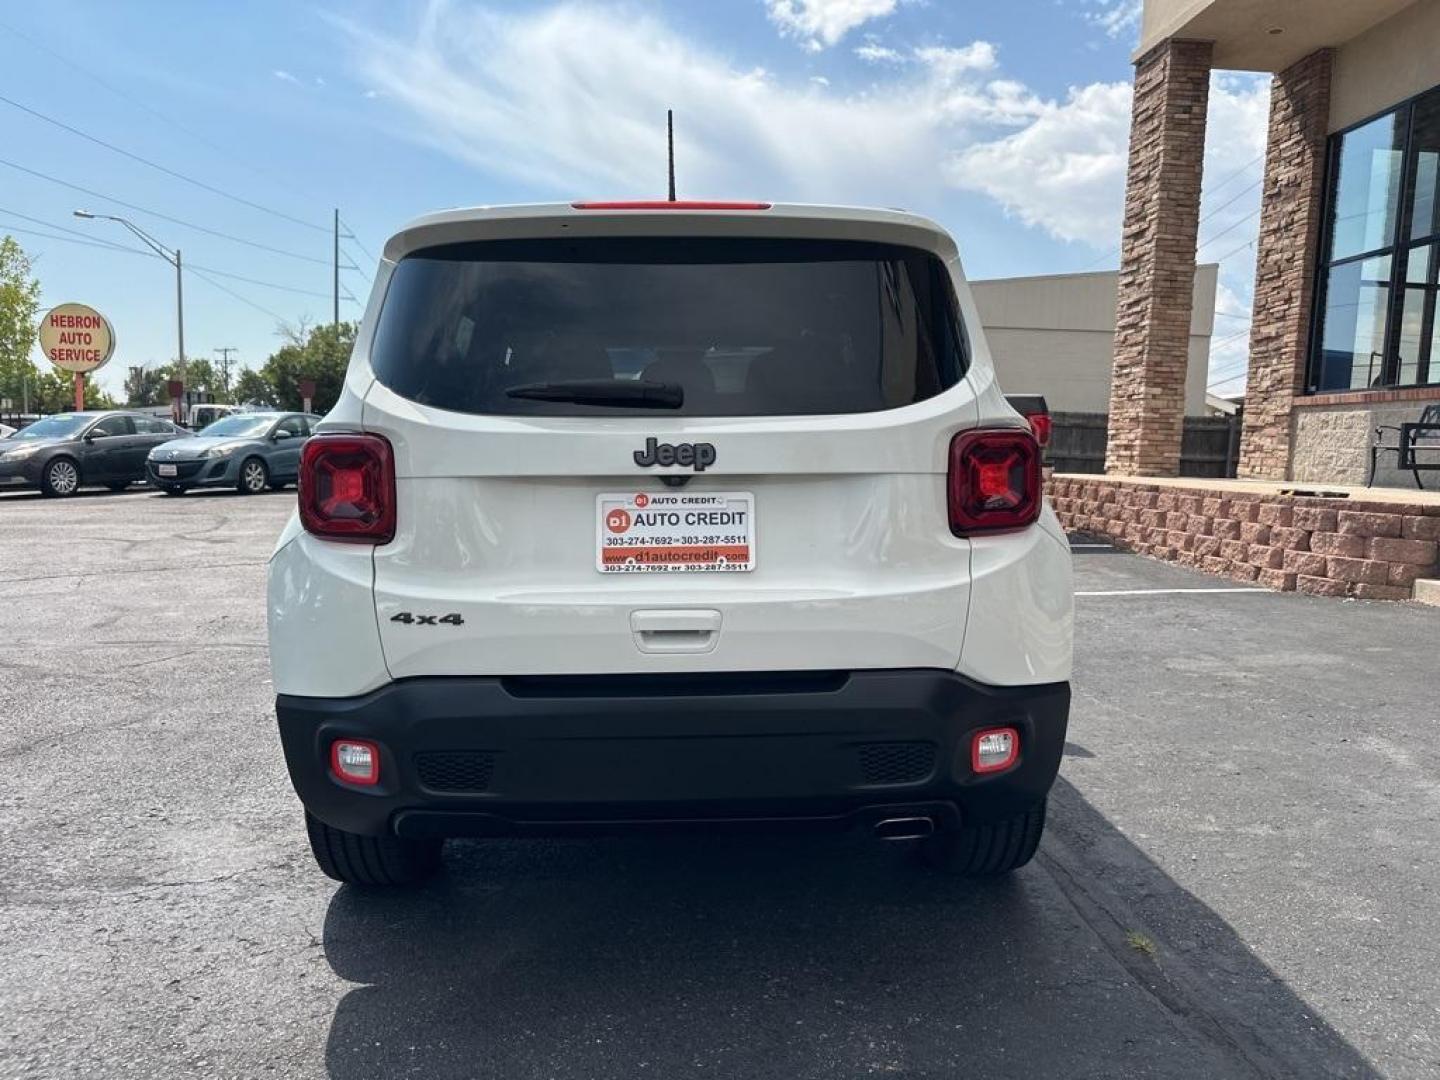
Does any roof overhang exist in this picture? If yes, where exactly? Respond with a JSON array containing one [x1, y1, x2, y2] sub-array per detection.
[[1137, 0, 1416, 71]]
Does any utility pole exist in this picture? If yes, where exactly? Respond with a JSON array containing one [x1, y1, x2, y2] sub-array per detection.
[[214, 346, 238, 397], [75, 211, 186, 420], [333, 208, 340, 330], [175, 247, 185, 389]]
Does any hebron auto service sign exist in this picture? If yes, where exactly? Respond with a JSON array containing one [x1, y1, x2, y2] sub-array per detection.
[[38, 303, 115, 374]]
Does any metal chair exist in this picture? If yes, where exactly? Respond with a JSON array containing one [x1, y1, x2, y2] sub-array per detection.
[[1369, 403, 1440, 489]]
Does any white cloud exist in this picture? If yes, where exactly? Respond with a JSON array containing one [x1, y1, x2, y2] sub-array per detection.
[[272, 69, 300, 84], [766, 0, 898, 50], [945, 81, 1132, 245], [948, 71, 1269, 247], [914, 42, 998, 78], [1087, 0, 1142, 40], [341, 4, 1041, 204], [340, 1, 1269, 275], [854, 42, 904, 64]]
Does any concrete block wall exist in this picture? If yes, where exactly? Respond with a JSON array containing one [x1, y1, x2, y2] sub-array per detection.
[[1050, 476, 1440, 600]]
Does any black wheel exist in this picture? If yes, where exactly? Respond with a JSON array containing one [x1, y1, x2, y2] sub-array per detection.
[[918, 801, 1046, 877], [305, 812, 443, 886], [161, 487, 186, 497], [40, 457, 81, 497], [106, 481, 130, 492], [237, 457, 268, 495]]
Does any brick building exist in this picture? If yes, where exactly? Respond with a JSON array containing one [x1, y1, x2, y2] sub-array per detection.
[[1110, 0, 1440, 486]]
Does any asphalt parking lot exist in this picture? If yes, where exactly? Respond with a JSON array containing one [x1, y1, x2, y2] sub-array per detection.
[[2, 488, 1438, 1079]]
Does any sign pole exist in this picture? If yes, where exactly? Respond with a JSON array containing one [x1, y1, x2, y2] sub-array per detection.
[[74, 372, 85, 412]]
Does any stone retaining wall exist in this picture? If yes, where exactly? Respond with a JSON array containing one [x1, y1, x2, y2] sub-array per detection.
[[1050, 475, 1440, 600]]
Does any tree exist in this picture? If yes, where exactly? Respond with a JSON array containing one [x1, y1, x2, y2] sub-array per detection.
[[260, 320, 355, 412], [232, 368, 277, 407], [123, 365, 171, 406], [0, 236, 42, 411]]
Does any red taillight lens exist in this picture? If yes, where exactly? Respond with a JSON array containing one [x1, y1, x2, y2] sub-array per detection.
[[947, 429, 1042, 535], [1026, 411, 1052, 448], [299, 434, 396, 544]]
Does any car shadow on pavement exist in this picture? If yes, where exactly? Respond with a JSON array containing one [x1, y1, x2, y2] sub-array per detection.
[[320, 779, 1381, 1080]]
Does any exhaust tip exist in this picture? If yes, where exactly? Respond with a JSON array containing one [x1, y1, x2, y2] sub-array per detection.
[[873, 816, 935, 841]]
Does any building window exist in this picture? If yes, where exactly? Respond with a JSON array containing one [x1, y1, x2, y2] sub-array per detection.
[[1311, 84, 1440, 391]]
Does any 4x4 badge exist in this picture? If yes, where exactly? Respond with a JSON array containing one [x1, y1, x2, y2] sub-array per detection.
[[633, 437, 716, 472]]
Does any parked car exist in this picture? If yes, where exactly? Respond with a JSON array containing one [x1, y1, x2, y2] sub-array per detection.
[[0, 411, 190, 497], [146, 411, 319, 495], [268, 201, 1074, 886], [0, 423, 16, 439]]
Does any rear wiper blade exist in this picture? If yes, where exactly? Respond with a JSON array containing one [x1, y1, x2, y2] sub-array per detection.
[[504, 378, 684, 408]]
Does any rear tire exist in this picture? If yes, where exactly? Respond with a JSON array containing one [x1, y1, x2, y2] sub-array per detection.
[[237, 457, 268, 495], [305, 812, 443, 887], [918, 801, 1046, 877]]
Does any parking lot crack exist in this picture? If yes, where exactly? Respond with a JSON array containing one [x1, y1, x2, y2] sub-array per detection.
[[1038, 837, 1325, 1080]]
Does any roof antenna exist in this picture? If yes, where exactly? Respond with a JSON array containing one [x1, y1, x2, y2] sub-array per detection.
[[667, 109, 676, 201]]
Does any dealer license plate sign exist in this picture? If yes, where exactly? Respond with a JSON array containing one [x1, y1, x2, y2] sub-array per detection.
[[597, 492, 754, 573], [157, 464, 178, 477]]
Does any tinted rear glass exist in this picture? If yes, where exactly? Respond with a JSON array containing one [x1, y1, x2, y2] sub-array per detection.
[[369, 237, 967, 417]]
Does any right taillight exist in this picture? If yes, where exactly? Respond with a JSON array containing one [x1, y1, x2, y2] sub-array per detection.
[[298, 433, 396, 544], [947, 429, 1042, 535], [1026, 411, 1052, 448]]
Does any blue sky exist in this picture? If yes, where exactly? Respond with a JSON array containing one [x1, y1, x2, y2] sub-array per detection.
[[1, 0, 1267, 399]]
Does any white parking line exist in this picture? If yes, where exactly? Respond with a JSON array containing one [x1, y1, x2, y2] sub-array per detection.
[[1075, 587, 1269, 597], [1070, 544, 1114, 550]]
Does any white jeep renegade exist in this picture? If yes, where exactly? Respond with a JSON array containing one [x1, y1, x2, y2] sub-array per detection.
[[267, 201, 1073, 886]]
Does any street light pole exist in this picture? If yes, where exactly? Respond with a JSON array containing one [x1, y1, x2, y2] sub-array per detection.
[[73, 210, 186, 413]]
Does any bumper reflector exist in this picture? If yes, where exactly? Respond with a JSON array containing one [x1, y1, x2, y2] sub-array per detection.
[[331, 739, 381, 786], [972, 727, 1019, 774]]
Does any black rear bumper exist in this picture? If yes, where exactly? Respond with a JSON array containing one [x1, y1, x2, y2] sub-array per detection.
[[276, 670, 1069, 838]]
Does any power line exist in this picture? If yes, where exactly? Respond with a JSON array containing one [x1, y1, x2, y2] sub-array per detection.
[[1195, 178, 1261, 229], [0, 16, 325, 210], [338, 219, 376, 263], [1202, 152, 1265, 203], [183, 261, 332, 298], [185, 265, 288, 323], [1197, 208, 1261, 253], [1209, 327, 1253, 351], [0, 215, 298, 322], [0, 92, 327, 233], [1213, 309, 1252, 321], [1210, 236, 1259, 266], [0, 220, 153, 258], [0, 158, 328, 265], [8, 207, 334, 299], [1076, 155, 1267, 272], [1, 207, 153, 254], [1208, 370, 1248, 391]]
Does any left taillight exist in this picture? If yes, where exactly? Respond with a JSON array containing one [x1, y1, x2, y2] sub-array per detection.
[[947, 429, 1043, 536], [299, 433, 396, 544]]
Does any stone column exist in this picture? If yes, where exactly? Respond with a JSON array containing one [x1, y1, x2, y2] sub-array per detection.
[[1238, 49, 1333, 480], [1105, 39, 1212, 477]]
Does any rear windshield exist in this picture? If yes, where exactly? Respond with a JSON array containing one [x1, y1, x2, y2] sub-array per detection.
[[369, 237, 967, 417]]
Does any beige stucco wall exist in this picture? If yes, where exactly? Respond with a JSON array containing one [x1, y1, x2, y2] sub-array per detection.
[[971, 265, 1217, 416], [1329, 0, 1440, 131]]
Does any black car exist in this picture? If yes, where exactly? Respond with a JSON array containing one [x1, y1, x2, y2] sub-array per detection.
[[0, 411, 191, 497]]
